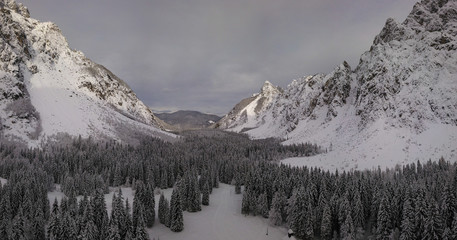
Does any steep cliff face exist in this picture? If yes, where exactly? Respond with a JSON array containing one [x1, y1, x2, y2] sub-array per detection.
[[218, 0, 457, 170], [0, 1, 172, 145]]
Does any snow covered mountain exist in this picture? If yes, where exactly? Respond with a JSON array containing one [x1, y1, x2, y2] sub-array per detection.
[[0, 0, 172, 145], [215, 81, 281, 131], [217, 0, 457, 170]]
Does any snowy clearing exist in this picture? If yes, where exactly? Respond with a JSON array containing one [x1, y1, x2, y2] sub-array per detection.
[[0, 177, 7, 186], [47, 183, 289, 240]]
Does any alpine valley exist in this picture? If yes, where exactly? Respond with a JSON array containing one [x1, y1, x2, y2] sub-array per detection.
[[1, 1, 457, 240], [216, 0, 457, 170]]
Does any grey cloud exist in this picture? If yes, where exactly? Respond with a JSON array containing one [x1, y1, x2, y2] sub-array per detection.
[[21, 0, 417, 115]]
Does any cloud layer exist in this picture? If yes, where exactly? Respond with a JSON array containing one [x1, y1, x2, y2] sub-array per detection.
[[22, 0, 417, 115]]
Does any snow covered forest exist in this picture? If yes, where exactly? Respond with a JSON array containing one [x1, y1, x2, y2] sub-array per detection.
[[0, 131, 455, 239]]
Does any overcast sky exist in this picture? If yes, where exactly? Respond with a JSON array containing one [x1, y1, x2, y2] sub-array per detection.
[[21, 0, 417, 115]]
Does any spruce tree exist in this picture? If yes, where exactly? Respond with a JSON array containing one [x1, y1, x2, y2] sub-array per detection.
[[376, 193, 392, 239], [400, 197, 415, 240], [144, 183, 155, 227], [341, 211, 355, 240], [158, 193, 166, 224], [169, 187, 184, 232], [257, 192, 269, 218], [11, 207, 26, 240], [31, 206, 46, 240], [134, 205, 149, 240], [241, 189, 251, 215], [201, 180, 210, 206], [164, 198, 170, 228], [321, 202, 333, 240], [92, 189, 108, 240], [47, 200, 61, 240], [269, 191, 285, 225], [108, 224, 122, 240], [423, 201, 443, 240]]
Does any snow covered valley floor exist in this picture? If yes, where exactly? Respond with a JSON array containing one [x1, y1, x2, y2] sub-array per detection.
[[46, 183, 288, 240]]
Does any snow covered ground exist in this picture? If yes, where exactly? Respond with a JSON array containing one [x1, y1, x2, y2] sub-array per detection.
[[281, 122, 457, 172], [47, 183, 289, 240], [0, 177, 7, 186]]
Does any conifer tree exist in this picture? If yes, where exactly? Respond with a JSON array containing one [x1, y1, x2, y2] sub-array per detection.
[[241, 189, 251, 215], [134, 205, 149, 240], [269, 191, 284, 225], [158, 193, 166, 224], [400, 197, 415, 240], [376, 193, 391, 239], [108, 224, 121, 240], [31, 206, 46, 240], [201, 180, 210, 206], [321, 202, 333, 240], [257, 192, 269, 218], [164, 198, 170, 228], [47, 199, 61, 240], [11, 207, 26, 240], [144, 183, 155, 227], [423, 201, 443, 240], [93, 189, 108, 239], [169, 187, 184, 232], [341, 211, 355, 240]]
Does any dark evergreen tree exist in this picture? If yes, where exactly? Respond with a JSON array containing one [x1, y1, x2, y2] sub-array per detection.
[[400, 197, 415, 240], [376, 193, 391, 239], [423, 200, 443, 240], [169, 187, 184, 232], [201, 180, 210, 206], [164, 198, 171, 228], [320, 202, 333, 240], [11, 207, 26, 240], [269, 191, 286, 226], [341, 211, 355, 240], [31, 206, 46, 240], [134, 205, 149, 240], [158, 193, 167, 224], [92, 189, 109, 239], [257, 192, 269, 218]]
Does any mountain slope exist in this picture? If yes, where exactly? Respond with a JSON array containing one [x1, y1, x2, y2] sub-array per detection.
[[217, 0, 457, 170], [215, 81, 281, 132], [155, 110, 221, 130], [0, 0, 173, 145]]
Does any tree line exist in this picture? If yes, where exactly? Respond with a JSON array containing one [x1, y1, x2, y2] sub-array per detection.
[[0, 130, 319, 239]]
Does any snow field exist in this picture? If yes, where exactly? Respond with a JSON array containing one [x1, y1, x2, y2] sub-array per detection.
[[47, 183, 289, 240]]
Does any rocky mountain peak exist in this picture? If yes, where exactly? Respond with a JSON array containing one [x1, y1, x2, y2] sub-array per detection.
[[0, 0, 29, 18], [404, 0, 456, 32], [260, 80, 280, 97]]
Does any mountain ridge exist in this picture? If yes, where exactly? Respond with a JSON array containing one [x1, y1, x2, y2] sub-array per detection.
[[0, 0, 173, 145], [216, 0, 457, 170]]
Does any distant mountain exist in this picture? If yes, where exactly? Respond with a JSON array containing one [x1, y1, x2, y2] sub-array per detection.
[[216, 0, 457, 170], [0, 0, 173, 145], [155, 110, 221, 131]]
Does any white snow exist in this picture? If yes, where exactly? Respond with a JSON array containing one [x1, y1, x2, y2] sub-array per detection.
[[47, 183, 289, 240], [0, 177, 7, 186]]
